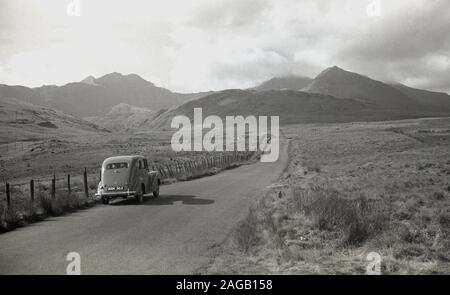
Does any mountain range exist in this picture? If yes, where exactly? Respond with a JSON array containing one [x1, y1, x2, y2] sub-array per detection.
[[148, 89, 376, 128], [254, 66, 450, 112], [149, 66, 450, 128], [2, 66, 450, 135], [252, 75, 313, 91], [0, 73, 212, 117]]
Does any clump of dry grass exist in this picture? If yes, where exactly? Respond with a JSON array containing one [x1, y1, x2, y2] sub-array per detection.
[[2, 201, 27, 229], [38, 193, 86, 216], [234, 196, 286, 254], [294, 187, 389, 246], [235, 209, 259, 253]]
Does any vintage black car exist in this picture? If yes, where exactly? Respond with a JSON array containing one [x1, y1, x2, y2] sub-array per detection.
[[96, 155, 160, 204]]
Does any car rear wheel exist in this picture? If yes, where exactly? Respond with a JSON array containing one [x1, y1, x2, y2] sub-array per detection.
[[136, 194, 144, 203], [136, 184, 145, 203], [153, 184, 160, 198]]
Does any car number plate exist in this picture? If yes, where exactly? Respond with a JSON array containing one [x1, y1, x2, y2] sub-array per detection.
[[107, 186, 124, 191]]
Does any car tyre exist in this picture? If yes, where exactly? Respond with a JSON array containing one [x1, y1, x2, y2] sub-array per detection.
[[136, 193, 144, 203], [102, 197, 109, 205], [136, 184, 145, 203], [153, 184, 160, 198]]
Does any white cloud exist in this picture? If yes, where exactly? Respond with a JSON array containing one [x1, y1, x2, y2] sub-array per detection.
[[0, 0, 449, 93]]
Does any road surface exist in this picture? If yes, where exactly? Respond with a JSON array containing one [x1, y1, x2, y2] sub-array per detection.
[[0, 141, 287, 274]]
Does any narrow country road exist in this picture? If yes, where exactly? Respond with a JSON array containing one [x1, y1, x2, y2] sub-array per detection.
[[0, 140, 287, 274]]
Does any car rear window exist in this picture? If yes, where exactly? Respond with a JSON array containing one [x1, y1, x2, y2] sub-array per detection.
[[106, 162, 129, 169]]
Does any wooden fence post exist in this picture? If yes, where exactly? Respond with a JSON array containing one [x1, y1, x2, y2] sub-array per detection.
[[30, 179, 34, 202], [161, 166, 166, 179], [170, 164, 175, 178], [6, 182, 10, 208], [67, 174, 71, 194], [51, 174, 56, 199], [166, 165, 171, 178], [30, 179, 34, 215], [159, 165, 165, 179], [83, 168, 89, 199]]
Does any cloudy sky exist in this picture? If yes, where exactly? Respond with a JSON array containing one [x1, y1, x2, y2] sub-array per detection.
[[0, 0, 449, 93]]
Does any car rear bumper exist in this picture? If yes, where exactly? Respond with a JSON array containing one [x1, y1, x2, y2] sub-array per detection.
[[95, 191, 137, 198]]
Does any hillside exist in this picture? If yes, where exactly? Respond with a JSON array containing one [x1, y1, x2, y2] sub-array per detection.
[[35, 73, 212, 117], [86, 103, 156, 131], [0, 97, 105, 144], [390, 83, 450, 111], [253, 76, 313, 91], [0, 85, 46, 106], [303, 66, 417, 109], [148, 89, 391, 128], [0, 73, 212, 117], [149, 84, 450, 129]]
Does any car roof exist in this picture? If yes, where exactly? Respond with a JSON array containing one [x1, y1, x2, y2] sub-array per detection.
[[103, 155, 144, 164]]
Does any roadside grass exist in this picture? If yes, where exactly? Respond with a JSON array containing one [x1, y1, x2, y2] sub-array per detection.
[[208, 119, 450, 274], [226, 181, 450, 275], [235, 208, 260, 253], [292, 187, 389, 247], [0, 182, 94, 232], [38, 191, 90, 216]]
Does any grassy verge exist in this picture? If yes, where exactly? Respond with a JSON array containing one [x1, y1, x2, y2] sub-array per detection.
[[0, 186, 95, 233], [207, 118, 450, 274]]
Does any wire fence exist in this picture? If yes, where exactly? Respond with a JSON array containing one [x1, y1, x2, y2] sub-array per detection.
[[1, 168, 91, 211], [0, 151, 256, 212], [0, 141, 35, 153], [152, 151, 255, 181]]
